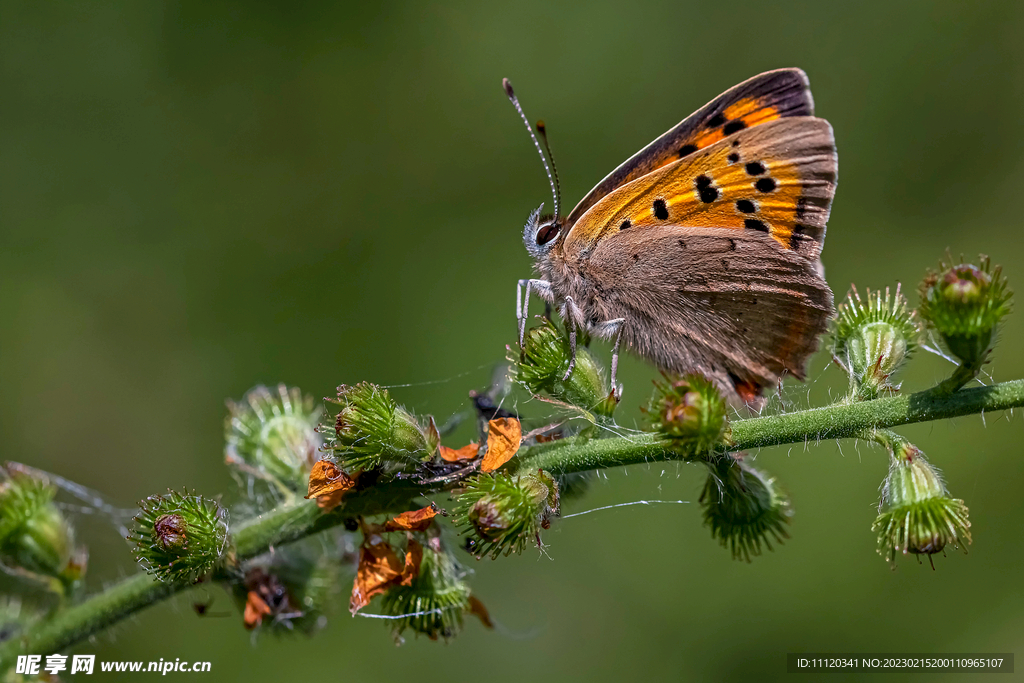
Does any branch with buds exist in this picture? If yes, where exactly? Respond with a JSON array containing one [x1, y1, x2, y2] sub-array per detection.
[[0, 252, 1019, 667]]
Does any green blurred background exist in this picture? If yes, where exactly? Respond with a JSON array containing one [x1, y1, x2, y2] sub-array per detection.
[[3, 1, 1024, 681]]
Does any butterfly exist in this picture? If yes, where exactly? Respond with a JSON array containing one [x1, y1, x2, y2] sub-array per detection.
[[507, 68, 837, 406]]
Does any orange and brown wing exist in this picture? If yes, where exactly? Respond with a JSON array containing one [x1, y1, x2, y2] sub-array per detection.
[[565, 69, 815, 226], [562, 117, 836, 261]]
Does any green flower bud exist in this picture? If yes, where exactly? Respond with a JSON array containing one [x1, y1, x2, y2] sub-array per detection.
[[381, 537, 471, 642], [455, 470, 559, 559], [872, 441, 970, 566], [129, 490, 229, 582], [646, 373, 729, 458], [0, 468, 83, 589], [700, 456, 791, 562], [323, 382, 431, 472], [918, 255, 1012, 368], [153, 514, 188, 551], [509, 319, 616, 419], [225, 384, 322, 492], [832, 284, 920, 400]]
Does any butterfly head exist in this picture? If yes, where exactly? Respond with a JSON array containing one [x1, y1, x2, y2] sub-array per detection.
[[523, 204, 563, 259], [504, 79, 565, 262]]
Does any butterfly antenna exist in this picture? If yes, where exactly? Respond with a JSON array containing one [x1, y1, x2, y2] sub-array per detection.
[[535, 120, 561, 220], [503, 78, 560, 219]]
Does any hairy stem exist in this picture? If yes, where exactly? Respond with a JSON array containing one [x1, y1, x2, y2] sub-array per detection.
[[934, 360, 985, 395], [520, 379, 1024, 474], [0, 483, 421, 668], [3, 379, 1022, 665]]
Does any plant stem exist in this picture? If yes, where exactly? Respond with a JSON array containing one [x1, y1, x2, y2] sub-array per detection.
[[3, 379, 1022, 665], [0, 484, 421, 668], [520, 379, 1024, 474], [933, 360, 984, 395]]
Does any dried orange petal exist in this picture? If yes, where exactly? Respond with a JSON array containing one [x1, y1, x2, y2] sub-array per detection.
[[384, 504, 441, 532], [439, 442, 479, 462], [468, 594, 494, 629], [481, 417, 522, 472], [400, 538, 424, 587], [305, 460, 354, 498], [350, 538, 404, 614], [243, 591, 272, 630]]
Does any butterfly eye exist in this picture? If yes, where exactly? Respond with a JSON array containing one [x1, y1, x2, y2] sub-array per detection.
[[536, 223, 560, 245]]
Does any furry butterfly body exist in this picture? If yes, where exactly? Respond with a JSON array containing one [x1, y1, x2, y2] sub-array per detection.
[[512, 69, 837, 405]]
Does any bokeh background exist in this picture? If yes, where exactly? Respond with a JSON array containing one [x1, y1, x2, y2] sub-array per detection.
[[3, 1, 1024, 681]]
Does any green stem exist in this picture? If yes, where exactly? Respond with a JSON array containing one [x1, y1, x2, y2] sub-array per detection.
[[860, 428, 909, 453], [0, 483, 421, 668], [519, 379, 1024, 474], [3, 379, 1023, 665], [933, 360, 985, 395]]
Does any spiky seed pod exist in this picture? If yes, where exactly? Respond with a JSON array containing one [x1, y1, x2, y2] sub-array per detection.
[[455, 470, 559, 559], [917, 255, 1012, 368], [509, 319, 616, 418], [321, 382, 431, 473], [129, 490, 229, 582], [381, 538, 471, 642], [225, 384, 322, 492], [646, 373, 729, 459], [153, 514, 188, 551], [0, 469, 81, 586], [872, 441, 970, 566], [700, 457, 791, 562], [832, 285, 920, 400]]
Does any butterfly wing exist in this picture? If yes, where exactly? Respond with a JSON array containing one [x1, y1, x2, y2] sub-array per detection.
[[565, 68, 815, 226], [562, 117, 837, 261], [560, 117, 837, 403], [586, 225, 832, 401]]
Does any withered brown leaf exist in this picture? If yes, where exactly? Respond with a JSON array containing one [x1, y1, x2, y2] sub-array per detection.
[[349, 538, 404, 614], [384, 503, 442, 532], [305, 460, 355, 512], [439, 442, 479, 463], [243, 591, 272, 630], [481, 417, 522, 473], [400, 537, 423, 587], [468, 594, 494, 629]]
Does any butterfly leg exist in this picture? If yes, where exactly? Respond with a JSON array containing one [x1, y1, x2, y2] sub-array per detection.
[[593, 317, 627, 398], [561, 296, 587, 380], [517, 278, 553, 347]]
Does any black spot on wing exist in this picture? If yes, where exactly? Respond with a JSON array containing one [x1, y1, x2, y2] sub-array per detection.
[[736, 199, 756, 214], [723, 120, 746, 135], [707, 112, 726, 128], [695, 175, 718, 203], [755, 177, 777, 193], [677, 143, 698, 157], [619, 219, 631, 230], [744, 219, 769, 232], [796, 196, 808, 218], [653, 199, 669, 220], [745, 161, 766, 176], [789, 223, 821, 251], [727, 152, 739, 163]]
